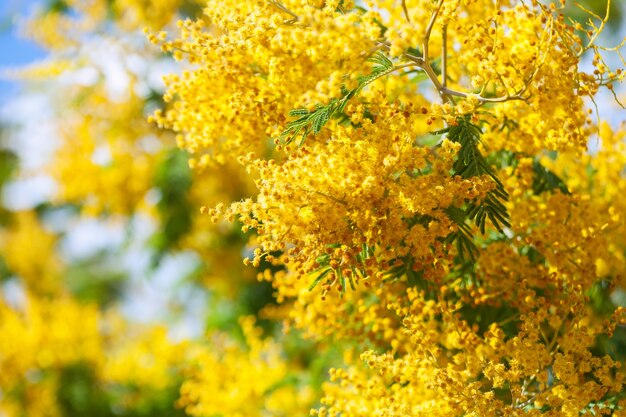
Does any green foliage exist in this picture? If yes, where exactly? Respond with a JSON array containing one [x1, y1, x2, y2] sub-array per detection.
[[309, 267, 333, 291], [381, 255, 428, 288], [595, 325, 626, 363], [436, 118, 511, 261], [282, 51, 396, 145], [151, 149, 193, 264], [57, 364, 112, 417], [238, 280, 277, 317], [355, 52, 394, 91], [0, 149, 18, 187], [444, 119, 510, 233], [487, 149, 570, 196], [0, 255, 10, 282], [57, 363, 187, 417], [0, 148, 18, 226], [179, 0, 205, 19], [65, 253, 126, 306], [587, 280, 615, 315], [46, 0, 70, 14], [518, 244, 545, 265], [457, 302, 521, 337], [445, 206, 480, 261], [532, 159, 570, 195]]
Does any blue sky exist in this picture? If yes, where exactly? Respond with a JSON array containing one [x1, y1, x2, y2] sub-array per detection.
[[0, 0, 46, 102]]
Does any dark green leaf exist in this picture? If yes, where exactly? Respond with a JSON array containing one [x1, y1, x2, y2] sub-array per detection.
[[309, 268, 332, 291]]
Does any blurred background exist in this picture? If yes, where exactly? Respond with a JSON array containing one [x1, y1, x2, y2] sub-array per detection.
[[0, 0, 212, 336], [0, 1, 275, 415]]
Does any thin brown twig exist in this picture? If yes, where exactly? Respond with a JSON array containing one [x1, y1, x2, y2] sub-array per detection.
[[442, 24, 448, 88], [380, 1, 533, 105], [395, 45, 528, 104], [401, 0, 411, 23], [576, 0, 611, 56], [423, 0, 445, 63]]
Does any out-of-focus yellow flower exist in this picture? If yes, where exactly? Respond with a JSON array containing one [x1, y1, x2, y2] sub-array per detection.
[[179, 317, 313, 417], [0, 295, 102, 416], [0, 211, 63, 295]]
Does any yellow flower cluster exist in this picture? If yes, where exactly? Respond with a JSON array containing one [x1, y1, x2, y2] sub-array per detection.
[[151, 0, 375, 168], [315, 287, 624, 417], [227, 97, 494, 290], [25, 0, 193, 49], [21, 0, 256, 290], [51, 88, 160, 215], [541, 123, 626, 284], [103, 325, 188, 391], [178, 317, 313, 417], [0, 295, 102, 417], [0, 291, 204, 416], [8, 0, 626, 416], [2, 0, 273, 415], [157, 0, 626, 415], [0, 211, 63, 295]]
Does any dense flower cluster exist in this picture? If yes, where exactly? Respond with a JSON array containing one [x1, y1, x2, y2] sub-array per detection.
[[1, 0, 625, 416]]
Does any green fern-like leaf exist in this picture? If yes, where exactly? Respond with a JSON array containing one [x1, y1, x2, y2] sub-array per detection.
[[437, 118, 511, 261], [282, 51, 398, 145], [308, 267, 332, 291], [532, 159, 570, 195], [368, 51, 393, 73], [443, 118, 510, 236], [445, 206, 479, 261]]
